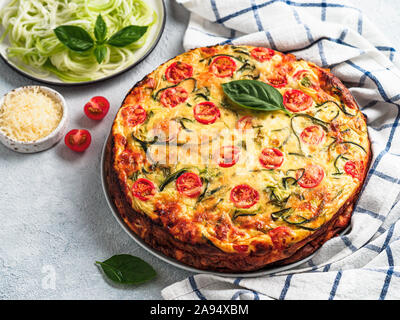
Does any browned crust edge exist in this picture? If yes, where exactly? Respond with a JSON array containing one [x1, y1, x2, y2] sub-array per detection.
[[106, 47, 373, 273]]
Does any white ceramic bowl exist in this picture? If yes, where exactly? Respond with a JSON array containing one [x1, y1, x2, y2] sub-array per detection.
[[0, 86, 68, 153]]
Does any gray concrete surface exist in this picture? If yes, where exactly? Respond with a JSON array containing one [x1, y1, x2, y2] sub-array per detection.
[[1, 0, 399, 299]]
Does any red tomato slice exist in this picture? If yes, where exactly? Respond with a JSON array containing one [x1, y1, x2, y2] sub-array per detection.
[[266, 74, 287, 88], [165, 61, 193, 84], [251, 47, 275, 62], [344, 160, 365, 180], [230, 184, 260, 209], [217, 146, 240, 168], [233, 244, 249, 253], [296, 164, 325, 188], [300, 125, 325, 145], [64, 129, 91, 152], [293, 69, 311, 81], [236, 116, 253, 131], [132, 178, 156, 201], [160, 87, 188, 108], [121, 105, 147, 127], [84, 96, 110, 120], [193, 101, 221, 124], [269, 226, 293, 250], [201, 47, 217, 55], [209, 56, 237, 78], [176, 172, 203, 198], [259, 148, 284, 169], [283, 89, 313, 112]]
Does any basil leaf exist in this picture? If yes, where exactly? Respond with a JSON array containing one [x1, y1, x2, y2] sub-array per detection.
[[54, 25, 94, 52], [222, 80, 289, 114], [94, 14, 107, 43], [107, 25, 148, 47], [94, 45, 107, 64], [96, 254, 156, 285]]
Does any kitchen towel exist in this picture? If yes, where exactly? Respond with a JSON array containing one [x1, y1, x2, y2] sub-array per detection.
[[162, 0, 400, 299]]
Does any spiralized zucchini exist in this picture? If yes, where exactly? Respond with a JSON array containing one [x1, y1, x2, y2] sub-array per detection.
[[0, 0, 156, 82]]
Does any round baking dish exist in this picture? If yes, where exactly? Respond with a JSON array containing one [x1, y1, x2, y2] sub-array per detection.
[[100, 133, 350, 277], [0, 86, 68, 153]]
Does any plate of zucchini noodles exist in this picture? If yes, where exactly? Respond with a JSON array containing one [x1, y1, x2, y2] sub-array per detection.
[[0, 0, 166, 85]]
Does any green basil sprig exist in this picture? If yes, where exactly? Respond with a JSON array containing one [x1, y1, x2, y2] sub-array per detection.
[[222, 80, 291, 115], [54, 15, 148, 64], [96, 254, 156, 285]]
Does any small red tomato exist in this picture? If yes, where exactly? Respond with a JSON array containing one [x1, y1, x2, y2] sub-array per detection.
[[283, 89, 313, 112], [217, 146, 240, 168], [236, 116, 253, 131], [251, 47, 275, 62], [269, 226, 293, 250], [266, 74, 288, 88], [84, 96, 110, 120], [176, 172, 203, 198], [132, 178, 156, 201], [230, 184, 260, 209], [165, 61, 193, 84], [193, 101, 221, 124], [209, 56, 237, 78], [259, 148, 284, 169], [296, 164, 325, 188], [344, 160, 365, 180], [201, 47, 217, 55], [121, 105, 147, 127], [64, 129, 91, 152], [160, 87, 188, 108], [300, 125, 325, 145]]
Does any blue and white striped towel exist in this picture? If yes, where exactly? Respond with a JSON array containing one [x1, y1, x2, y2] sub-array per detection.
[[162, 0, 400, 300]]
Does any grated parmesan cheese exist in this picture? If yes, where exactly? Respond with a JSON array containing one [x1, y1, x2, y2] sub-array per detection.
[[0, 87, 63, 142]]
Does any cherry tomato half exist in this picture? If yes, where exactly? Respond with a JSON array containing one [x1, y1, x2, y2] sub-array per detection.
[[293, 70, 317, 89], [344, 160, 365, 180], [193, 101, 221, 124], [83, 96, 110, 120], [64, 129, 91, 152], [293, 69, 309, 80], [269, 226, 293, 250], [296, 164, 325, 188], [121, 105, 147, 128], [283, 89, 313, 112], [201, 47, 217, 55], [300, 125, 325, 145], [251, 47, 275, 62], [132, 178, 156, 201], [209, 56, 237, 78], [217, 146, 240, 168], [160, 87, 188, 108], [259, 148, 284, 169], [236, 116, 253, 131], [266, 74, 288, 88], [165, 61, 193, 84], [176, 172, 203, 198], [230, 184, 260, 209]]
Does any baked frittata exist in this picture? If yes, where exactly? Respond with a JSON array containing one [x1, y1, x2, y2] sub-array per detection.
[[105, 45, 371, 272]]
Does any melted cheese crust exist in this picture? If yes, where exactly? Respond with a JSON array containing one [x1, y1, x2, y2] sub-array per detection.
[[111, 45, 370, 255]]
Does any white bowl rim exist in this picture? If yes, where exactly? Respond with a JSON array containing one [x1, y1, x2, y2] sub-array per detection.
[[0, 85, 68, 145]]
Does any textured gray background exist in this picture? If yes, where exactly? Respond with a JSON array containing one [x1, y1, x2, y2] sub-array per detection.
[[1, 0, 399, 300]]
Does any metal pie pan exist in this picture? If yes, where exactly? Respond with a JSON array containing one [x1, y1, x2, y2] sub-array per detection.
[[99, 134, 345, 277]]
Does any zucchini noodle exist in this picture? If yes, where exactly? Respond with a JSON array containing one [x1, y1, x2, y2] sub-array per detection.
[[0, 0, 156, 82]]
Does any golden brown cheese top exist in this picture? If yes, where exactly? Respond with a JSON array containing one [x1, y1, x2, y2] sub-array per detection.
[[112, 45, 370, 255]]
